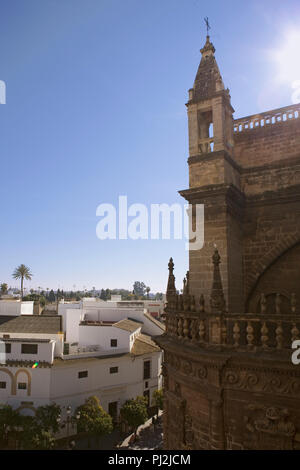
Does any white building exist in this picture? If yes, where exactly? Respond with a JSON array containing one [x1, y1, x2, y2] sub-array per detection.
[[0, 299, 164, 424]]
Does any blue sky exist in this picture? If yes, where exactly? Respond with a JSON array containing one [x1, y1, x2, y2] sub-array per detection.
[[1, 0, 300, 293]]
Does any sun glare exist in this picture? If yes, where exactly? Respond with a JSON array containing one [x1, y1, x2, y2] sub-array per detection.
[[270, 28, 300, 83]]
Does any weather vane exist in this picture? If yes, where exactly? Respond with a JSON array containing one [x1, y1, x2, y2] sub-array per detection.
[[204, 17, 211, 35]]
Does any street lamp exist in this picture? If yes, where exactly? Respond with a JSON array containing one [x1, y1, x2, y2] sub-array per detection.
[[56, 406, 80, 449]]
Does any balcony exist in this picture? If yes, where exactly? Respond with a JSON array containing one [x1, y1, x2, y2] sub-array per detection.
[[233, 103, 300, 134], [165, 295, 299, 357]]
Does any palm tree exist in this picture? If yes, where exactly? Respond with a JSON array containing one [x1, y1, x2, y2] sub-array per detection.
[[12, 265, 33, 300], [146, 287, 150, 299]]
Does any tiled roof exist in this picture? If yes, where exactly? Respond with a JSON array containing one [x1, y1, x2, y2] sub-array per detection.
[[131, 334, 161, 356], [143, 312, 165, 331], [113, 319, 141, 333], [0, 315, 62, 334]]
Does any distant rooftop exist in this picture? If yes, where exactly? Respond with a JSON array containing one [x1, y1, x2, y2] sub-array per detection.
[[0, 315, 62, 334]]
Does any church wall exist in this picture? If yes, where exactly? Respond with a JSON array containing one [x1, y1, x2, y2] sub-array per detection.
[[234, 119, 300, 169]]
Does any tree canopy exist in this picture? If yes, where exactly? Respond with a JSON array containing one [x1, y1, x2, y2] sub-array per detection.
[[120, 396, 148, 435], [76, 396, 113, 437]]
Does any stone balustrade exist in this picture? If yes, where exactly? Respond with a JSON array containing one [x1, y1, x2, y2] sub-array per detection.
[[233, 103, 300, 134], [165, 294, 299, 354]]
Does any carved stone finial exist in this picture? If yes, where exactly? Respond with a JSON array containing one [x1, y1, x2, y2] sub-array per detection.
[[166, 257, 177, 312], [200, 35, 215, 56], [210, 248, 226, 313], [166, 257, 176, 296], [186, 271, 190, 295], [183, 277, 187, 295]]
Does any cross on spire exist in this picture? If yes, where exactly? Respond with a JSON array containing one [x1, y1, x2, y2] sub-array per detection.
[[204, 17, 211, 36]]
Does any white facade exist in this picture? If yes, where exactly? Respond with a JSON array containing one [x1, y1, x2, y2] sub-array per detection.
[[0, 300, 34, 316], [0, 299, 164, 423]]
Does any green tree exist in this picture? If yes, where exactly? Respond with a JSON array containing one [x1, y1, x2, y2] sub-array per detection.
[[23, 294, 46, 307], [12, 264, 33, 299], [35, 403, 61, 434], [48, 289, 56, 303], [133, 281, 146, 297], [146, 286, 151, 299], [76, 396, 113, 441], [0, 404, 20, 445], [18, 406, 59, 450], [18, 415, 41, 450], [0, 283, 8, 295], [155, 292, 163, 300], [152, 389, 163, 417], [100, 289, 107, 300], [31, 430, 55, 450], [120, 396, 148, 438]]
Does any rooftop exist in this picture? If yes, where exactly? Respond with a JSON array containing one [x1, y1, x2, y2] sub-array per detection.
[[131, 334, 161, 356], [0, 315, 63, 334], [113, 319, 142, 332], [143, 312, 165, 331]]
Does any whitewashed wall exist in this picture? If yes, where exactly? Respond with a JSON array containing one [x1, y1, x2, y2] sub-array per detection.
[[0, 301, 34, 316]]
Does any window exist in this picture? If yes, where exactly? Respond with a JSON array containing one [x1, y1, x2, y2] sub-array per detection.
[[18, 383, 27, 390], [5, 343, 11, 354], [111, 339, 117, 347], [21, 344, 38, 354], [110, 367, 118, 374], [78, 370, 88, 379], [143, 360, 151, 380], [0, 382, 6, 389], [144, 381, 149, 389]]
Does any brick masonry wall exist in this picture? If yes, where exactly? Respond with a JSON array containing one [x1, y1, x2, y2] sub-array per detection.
[[243, 198, 300, 309], [234, 119, 300, 169], [241, 160, 300, 196]]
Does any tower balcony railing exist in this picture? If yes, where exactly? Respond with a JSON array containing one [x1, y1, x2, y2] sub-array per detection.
[[233, 103, 300, 134], [165, 295, 299, 355], [198, 137, 214, 154], [164, 253, 299, 357]]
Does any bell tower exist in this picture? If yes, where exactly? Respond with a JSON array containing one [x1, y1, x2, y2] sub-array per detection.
[[180, 33, 245, 312], [187, 35, 234, 159]]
